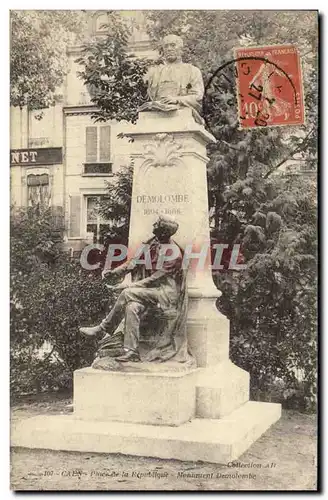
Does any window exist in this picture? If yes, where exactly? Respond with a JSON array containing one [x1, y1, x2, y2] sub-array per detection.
[[27, 173, 50, 207], [86, 196, 110, 244], [84, 126, 112, 175]]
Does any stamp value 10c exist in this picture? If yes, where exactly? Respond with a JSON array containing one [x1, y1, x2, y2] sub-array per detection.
[[235, 44, 305, 129]]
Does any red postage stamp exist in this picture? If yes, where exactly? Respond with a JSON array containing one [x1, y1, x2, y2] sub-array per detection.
[[234, 44, 304, 129]]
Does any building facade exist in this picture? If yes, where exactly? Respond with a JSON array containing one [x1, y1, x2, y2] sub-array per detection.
[[10, 11, 156, 253]]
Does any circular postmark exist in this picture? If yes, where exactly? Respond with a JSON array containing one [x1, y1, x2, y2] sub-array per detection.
[[203, 49, 303, 139]]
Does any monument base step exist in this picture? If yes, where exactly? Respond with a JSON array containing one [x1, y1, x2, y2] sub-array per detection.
[[11, 401, 281, 464]]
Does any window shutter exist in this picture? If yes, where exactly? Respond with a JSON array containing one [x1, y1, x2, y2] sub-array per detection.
[[51, 205, 64, 232], [86, 127, 97, 163], [99, 126, 111, 162], [69, 196, 81, 237]]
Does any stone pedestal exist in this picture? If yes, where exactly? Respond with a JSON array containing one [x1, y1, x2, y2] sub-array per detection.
[[11, 109, 281, 463], [196, 361, 250, 418], [126, 110, 218, 294], [188, 296, 230, 367], [188, 296, 250, 417], [74, 367, 197, 426]]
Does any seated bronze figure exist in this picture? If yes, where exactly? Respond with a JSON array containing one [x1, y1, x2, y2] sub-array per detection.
[[80, 216, 194, 367]]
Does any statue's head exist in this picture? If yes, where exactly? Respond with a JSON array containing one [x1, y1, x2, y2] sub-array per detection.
[[162, 34, 183, 63], [152, 215, 179, 241]]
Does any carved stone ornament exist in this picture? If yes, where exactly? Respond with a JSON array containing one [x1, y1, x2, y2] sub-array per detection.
[[141, 133, 183, 173]]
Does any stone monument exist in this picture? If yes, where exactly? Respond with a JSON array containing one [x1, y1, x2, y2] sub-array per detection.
[[12, 34, 281, 463]]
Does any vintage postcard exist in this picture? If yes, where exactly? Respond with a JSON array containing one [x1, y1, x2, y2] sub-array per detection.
[[10, 10, 318, 491]]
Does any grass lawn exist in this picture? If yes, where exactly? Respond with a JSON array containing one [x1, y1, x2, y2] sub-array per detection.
[[10, 393, 317, 491]]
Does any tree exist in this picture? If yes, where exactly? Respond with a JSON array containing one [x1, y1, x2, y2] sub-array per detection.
[[10, 10, 87, 109], [216, 168, 317, 408], [75, 12, 151, 124], [99, 164, 133, 245], [10, 206, 113, 395]]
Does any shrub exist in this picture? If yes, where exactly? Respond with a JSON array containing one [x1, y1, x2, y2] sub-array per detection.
[[10, 206, 114, 396], [215, 173, 317, 412]]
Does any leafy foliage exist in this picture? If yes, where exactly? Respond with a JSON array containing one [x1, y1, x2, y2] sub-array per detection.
[[75, 13, 151, 123], [10, 10, 87, 109], [216, 172, 317, 410], [99, 164, 134, 244], [10, 207, 114, 395]]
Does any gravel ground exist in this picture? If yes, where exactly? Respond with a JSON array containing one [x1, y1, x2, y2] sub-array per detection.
[[10, 394, 317, 491]]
